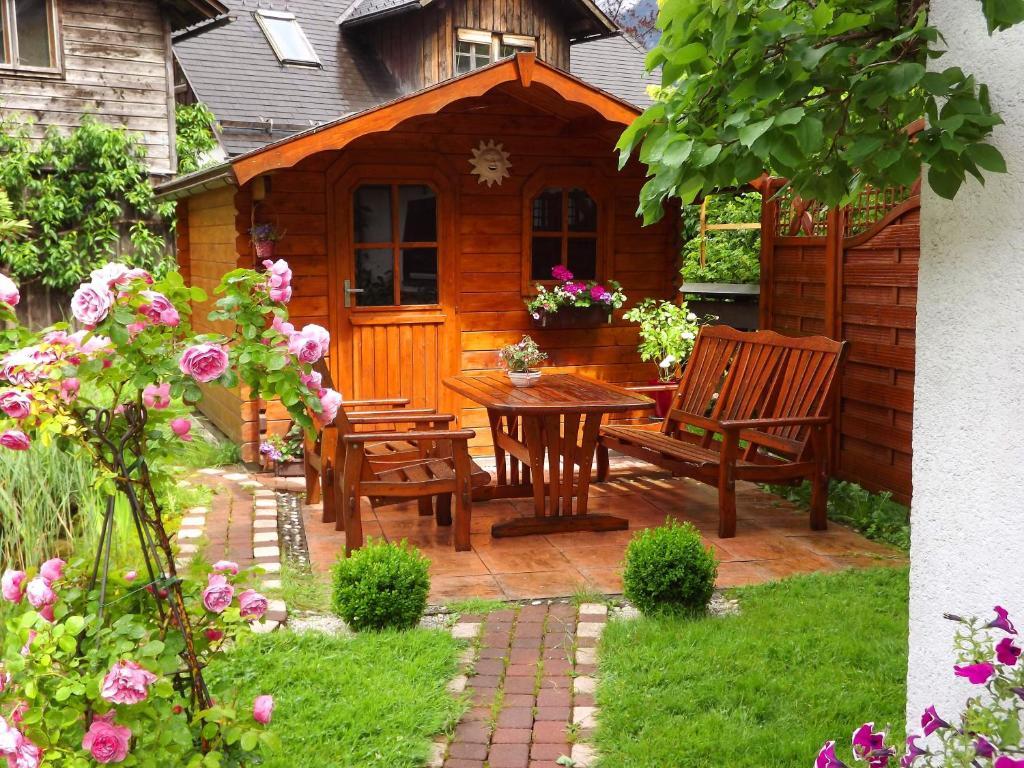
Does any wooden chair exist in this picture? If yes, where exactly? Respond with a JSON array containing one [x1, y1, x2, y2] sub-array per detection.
[[337, 420, 491, 554], [597, 326, 846, 538]]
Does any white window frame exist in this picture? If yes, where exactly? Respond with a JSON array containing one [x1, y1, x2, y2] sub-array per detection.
[[254, 9, 321, 67], [0, 0, 62, 76], [455, 28, 536, 74]]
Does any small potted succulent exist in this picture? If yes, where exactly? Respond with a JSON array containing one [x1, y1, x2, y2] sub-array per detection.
[[525, 266, 627, 329], [623, 298, 711, 417], [498, 335, 548, 387], [250, 223, 284, 260]]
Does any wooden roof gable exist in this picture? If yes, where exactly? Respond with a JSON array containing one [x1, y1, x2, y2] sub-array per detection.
[[231, 52, 639, 184]]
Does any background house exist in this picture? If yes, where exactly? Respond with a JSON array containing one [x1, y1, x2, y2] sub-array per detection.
[[164, 0, 673, 462], [0, 0, 226, 176]]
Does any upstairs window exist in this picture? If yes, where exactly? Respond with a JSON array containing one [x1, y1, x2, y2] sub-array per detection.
[[353, 184, 439, 307], [255, 10, 320, 66], [455, 29, 536, 75], [530, 187, 599, 281], [0, 0, 60, 72]]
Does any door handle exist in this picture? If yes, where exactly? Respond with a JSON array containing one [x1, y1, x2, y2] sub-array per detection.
[[343, 279, 364, 308]]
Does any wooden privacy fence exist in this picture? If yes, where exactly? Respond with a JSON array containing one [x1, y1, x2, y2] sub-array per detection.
[[759, 179, 920, 504]]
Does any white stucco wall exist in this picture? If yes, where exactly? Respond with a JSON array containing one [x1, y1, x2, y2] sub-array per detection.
[[910, 0, 1024, 720]]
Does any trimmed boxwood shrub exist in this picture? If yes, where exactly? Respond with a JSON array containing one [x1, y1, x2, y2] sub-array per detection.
[[623, 519, 718, 615], [332, 539, 430, 631]]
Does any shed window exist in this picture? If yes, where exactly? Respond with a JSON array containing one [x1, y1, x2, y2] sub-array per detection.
[[353, 184, 439, 307], [455, 29, 535, 74], [255, 10, 320, 66], [0, 0, 59, 71], [530, 187, 599, 280]]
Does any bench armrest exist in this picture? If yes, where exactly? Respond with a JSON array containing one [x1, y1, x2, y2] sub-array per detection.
[[343, 398, 411, 409], [346, 412, 456, 426], [626, 383, 678, 394], [719, 416, 832, 431], [344, 429, 474, 444]]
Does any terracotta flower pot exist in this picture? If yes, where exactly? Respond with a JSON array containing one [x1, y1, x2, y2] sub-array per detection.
[[508, 370, 542, 387], [254, 240, 275, 260]]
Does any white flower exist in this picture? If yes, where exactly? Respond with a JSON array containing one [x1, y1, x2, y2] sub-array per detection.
[[686, 312, 697, 321], [682, 331, 694, 340], [659, 355, 676, 369]]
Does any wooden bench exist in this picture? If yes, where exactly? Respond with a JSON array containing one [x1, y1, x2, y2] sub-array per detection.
[[597, 326, 846, 538]]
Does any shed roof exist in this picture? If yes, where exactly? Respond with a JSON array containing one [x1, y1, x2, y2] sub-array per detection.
[[162, 0, 229, 30]]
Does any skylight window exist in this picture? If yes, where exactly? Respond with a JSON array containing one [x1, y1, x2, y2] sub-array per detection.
[[255, 10, 320, 66]]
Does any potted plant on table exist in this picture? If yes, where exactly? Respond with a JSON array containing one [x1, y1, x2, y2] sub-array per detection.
[[623, 298, 710, 417], [525, 266, 627, 329], [498, 335, 548, 387], [250, 223, 284, 260]]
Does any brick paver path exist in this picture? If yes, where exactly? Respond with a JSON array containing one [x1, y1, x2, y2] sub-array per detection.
[[445, 603, 605, 768]]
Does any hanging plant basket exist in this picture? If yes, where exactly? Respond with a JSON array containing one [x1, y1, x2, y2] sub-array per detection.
[[531, 305, 611, 329], [254, 240, 275, 260]]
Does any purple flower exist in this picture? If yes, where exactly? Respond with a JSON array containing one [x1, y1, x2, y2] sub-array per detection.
[[852, 723, 892, 766], [563, 281, 586, 295], [212, 560, 239, 575], [551, 265, 573, 282], [590, 284, 607, 300], [816, 741, 848, 768], [989, 606, 1017, 634], [995, 759, 1024, 768], [954, 662, 995, 684], [974, 736, 995, 758], [904, 734, 927, 764], [998, 637, 1022, 665], [920, 706, 948, 736]]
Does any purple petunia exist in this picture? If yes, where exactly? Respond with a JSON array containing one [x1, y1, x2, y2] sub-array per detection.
[[988, 606, 1017, 635], [816, 741, 848, 768], [954, 662, 996, 685], [920, 706, 948, 736], [997, 637, 1021, 666]]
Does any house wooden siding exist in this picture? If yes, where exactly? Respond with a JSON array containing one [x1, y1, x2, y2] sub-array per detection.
[[0, 0, 177, 174], [362, 0, 571, 93]]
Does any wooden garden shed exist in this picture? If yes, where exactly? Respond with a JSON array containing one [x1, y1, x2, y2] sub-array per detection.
[[163, 54, 678, 461]]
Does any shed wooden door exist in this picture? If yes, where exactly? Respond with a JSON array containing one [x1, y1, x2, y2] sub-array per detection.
[[330, 169, 457, 411]]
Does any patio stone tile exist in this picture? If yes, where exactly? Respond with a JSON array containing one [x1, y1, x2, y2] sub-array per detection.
[[548, 544, 626, 570], [530, 742, 570, 760], [430, 574, 505, 602], [492, 728, 532, 744], [444, 759, 484, 768], [577, 566, 623, 594], [542, 529, 636, 550], [570, 743, 597, 768], [453, 722, 490, 744], [488, 743, 530, 768], [495, 571, 588, 600], [448, 742, 487, 760], [759, 553, 841, 580], [532, 721, 569, 743], [423, 550, 491, 577], [831, 554, 909, 570], [473, 540, 574, 575], [716, 560, 773, 587], [708, 534, 805, 562], [787, 532, 903, 558], [496, 707, 534, 729]]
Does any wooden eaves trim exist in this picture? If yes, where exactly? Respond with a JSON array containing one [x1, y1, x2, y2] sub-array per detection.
[[230, 53, 640, 185]]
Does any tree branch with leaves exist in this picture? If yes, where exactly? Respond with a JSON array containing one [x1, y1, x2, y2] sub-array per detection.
[[618, 0, 1024, 224]]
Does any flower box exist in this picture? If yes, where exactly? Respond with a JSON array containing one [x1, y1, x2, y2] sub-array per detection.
[[530, 305, 611, 329]]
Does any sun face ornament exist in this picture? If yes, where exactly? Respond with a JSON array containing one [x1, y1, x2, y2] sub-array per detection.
[[469, 140, 512, 187]]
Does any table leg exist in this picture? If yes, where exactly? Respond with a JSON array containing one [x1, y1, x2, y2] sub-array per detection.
[[523, 416, 547, 516], [575, 413, 602, 516], [489, 411, 507, 486], [543, 414, 561, 517]]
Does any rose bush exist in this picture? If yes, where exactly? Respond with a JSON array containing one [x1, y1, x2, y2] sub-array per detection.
[[0, 255, 341, 765], [815, 605, 1024, 768]]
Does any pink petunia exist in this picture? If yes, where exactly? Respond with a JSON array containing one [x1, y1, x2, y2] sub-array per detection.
[[815, 741, 847, 768], [852, 723, 891, 767], [989, 606, 1017, 635], [997, 637, 1021, 666], [954, 662, 995, 684], [920, 705, 947, 736]]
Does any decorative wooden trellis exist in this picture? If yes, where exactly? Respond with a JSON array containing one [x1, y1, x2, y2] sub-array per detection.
[[697, 196, 762, 267], [759, 179, 921, 504]]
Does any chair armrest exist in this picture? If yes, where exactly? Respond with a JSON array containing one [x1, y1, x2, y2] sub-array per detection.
[[347, 412, 456, 426], [344, 429, 475, 444], [343, 398, 411, 409], [719, 416, 832, 431]]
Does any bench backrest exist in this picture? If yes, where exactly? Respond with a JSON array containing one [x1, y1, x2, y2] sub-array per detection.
[[664, 326, 846, 461]]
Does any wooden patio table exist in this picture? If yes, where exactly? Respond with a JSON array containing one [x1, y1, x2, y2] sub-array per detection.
[[444, 372, 654, 537]]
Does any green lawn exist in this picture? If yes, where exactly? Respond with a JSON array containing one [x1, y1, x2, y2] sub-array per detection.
[[212, 629, 464, 767], [595, 567, 908, 767]]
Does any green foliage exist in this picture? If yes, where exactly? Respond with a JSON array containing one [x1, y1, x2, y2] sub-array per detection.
[[596, 567, 909, 767], [622, 519, 718, 614], [619, 1, 1024, 223], [332, 540, 431, 631], [0, 115, 174, 291], [622, 298, 704, 381], [765, 479, 911, 550], [210, 628, 464, 768], [176, 103, 219, 175], [0, 188, 29, 242], [681, 192, 761, 284]]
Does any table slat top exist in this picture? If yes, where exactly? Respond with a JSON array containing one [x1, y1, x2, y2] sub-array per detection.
[[444, 372, 654, 415]]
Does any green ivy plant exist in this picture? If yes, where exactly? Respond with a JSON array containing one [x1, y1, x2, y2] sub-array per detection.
[[175, 103, 220, 175], [618, 0, 1024, 224], [681, 193, 761, 284], [0, 115, 174, 292]]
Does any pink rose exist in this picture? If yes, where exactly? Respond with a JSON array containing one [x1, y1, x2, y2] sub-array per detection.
[[38, 604, 54, 623], [300, 370, 323, 391], [71, 282, 114, 328], [0, 273, 19, 307], [124, 571, 137, 582], [142, 383, 171, 410], [9, 703, 25, 727], [0, 670, 9, 694], [204, 628, 224, 642], [0, 389, 31, 419], [2, 571, 26, 603], [89, 263, 130, 289], [287, 324, 330, 365], [0, 430, 30, 451], [202, 573, 234, 614], [126, 321, 148, 338], [60, 378, 80, 403], [10, 736, 41, 768], [0, 716, 22, 753], [171, 418, 193, 442], [238, 589, 269, 620], [25, 577, 56, 609], [20, 630, 36, 657], [253, 695, 274, 725], [271, 316, 295, 338], [139, 291, 180, 327], [82, 712, 131, 764], [178, 343, 229, 383], [100, 661, 158, 706], [39, 558, 65, 583], [212, 560, 239, 575], [264, 259, 293, 304], [316, 388, 342, 427]]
